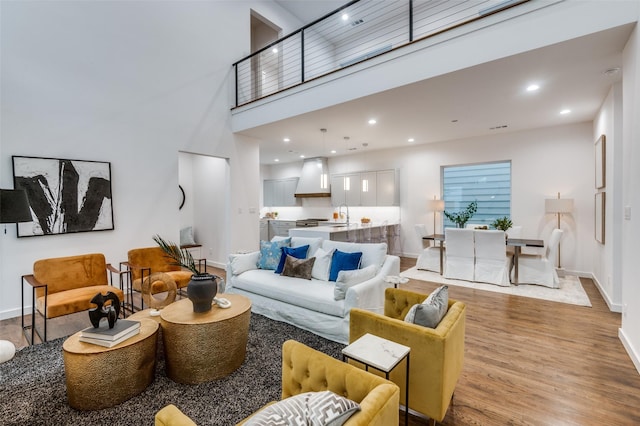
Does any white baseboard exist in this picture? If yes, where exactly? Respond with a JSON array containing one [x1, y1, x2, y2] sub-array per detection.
[[589, 272, 623, 313], [205, 259, 227, 270], [0, 307, 25, 321], [619, 328, 640, 375]]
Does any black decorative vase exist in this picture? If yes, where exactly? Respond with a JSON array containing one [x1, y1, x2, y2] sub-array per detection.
[[187, 274, 218, 313]]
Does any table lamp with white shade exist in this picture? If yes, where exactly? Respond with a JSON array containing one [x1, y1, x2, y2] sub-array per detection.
[[0, 189, 33, 363], [427, 196, 445, 234], [545, 192, 573, 269]]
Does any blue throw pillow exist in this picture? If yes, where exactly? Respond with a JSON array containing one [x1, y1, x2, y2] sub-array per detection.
[[329, 249, 363, 282], [275, 245, 310, 274], [259, 238, 291, 270]]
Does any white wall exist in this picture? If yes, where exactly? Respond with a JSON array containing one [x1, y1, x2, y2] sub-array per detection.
[[620, 24, 640, 374], [0, 0, 300, 320], [593, 84, 624, 310]]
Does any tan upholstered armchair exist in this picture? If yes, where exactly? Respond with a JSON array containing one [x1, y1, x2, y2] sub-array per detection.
[[21, 253, 125, 344], [126, 247, 194, 310], [155, 340, 400, 426], [349, 287, 466, 425]]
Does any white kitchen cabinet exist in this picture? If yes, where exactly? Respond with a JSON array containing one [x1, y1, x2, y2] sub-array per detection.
[[269, 220, 296, 239], [331, 173, 361, 206], [376, 169, 399, 206], [260, 219, 269, 241], [360, 171, 377, 206], [263, 178, 300, 207], [331, 169, 398, 206]]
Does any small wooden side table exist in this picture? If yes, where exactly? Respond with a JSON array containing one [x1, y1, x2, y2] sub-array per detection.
[[160, 293, 251, 384], [62, 318, 159, 410], [342, 333, 410, 426]]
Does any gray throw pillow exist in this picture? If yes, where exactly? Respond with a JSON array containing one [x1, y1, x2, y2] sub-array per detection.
[[281, 255, 316, 280], [404, 285, 449, 328]]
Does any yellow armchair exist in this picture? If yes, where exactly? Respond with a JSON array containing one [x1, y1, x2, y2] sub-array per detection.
[[349, 287, 466, 424], [156, 340, 400, 426]]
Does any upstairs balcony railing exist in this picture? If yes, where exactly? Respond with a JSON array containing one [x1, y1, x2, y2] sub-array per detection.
[[232, 0, 527, 108]]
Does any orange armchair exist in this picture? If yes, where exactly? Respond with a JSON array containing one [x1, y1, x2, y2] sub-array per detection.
[[21, 253, 125, 344], [126, 247, 194, 310]]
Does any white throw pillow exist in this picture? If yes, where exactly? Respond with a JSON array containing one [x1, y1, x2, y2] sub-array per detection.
[[334, 264, 377, 300], [311, 248, 335, 281], [229, 252, 260, 276], [180, 226, 196, 246]]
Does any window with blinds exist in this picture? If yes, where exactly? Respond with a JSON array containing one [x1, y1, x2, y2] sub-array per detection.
[[442, 161, 511, 228]]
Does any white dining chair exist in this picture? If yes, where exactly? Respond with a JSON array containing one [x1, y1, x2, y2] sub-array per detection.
[[506, 225, 522, 255], [474, 230, 512, 286], [444, 228, 475, 281], [414, 224, 443, 273], [511, 229, 563, 288]]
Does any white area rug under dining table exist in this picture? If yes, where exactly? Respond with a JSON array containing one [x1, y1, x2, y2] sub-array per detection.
[[400, 267, 592, 307]]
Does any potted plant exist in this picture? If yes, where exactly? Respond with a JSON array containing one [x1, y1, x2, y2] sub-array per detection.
[[491, 216, 513, 232], [443, 200, 477, 228], [153, 234, 219, 313]]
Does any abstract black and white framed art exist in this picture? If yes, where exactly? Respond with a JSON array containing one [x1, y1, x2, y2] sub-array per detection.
[[12, 155, 114, 237]]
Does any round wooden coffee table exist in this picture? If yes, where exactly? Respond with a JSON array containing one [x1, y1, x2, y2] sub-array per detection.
[[62, 318, 159, 410], [160, 293, 251, 384]]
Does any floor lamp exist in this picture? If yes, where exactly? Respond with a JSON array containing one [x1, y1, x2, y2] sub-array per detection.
[[545, 192, 573, 269], [427, 196, 445, 235], [0, 189, 33, 363]]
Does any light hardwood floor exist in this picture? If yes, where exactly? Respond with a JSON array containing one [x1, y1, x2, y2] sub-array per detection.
[[2, 258, 639, 425]]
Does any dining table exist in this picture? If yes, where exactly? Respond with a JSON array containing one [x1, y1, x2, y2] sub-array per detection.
[[422, 234, 545, 285]]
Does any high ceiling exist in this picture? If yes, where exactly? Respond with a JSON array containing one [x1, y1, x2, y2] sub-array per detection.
[[249, 2, 632, 165]]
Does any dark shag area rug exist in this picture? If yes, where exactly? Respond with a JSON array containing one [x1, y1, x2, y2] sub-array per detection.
[[0, 313, 344, 426]]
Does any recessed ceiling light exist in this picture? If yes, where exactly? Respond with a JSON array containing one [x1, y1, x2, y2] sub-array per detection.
[[368, 119, 377, 125], [408, 138, 415, 143], [283, 138, 290, 142], [299, 154, 305, 158], [526, 84, 540, 92], [560, 109, 571, 115], [272, 47, 278, 53], [274, 158, 279, 162], [342, 13, 349, 21], [330, 150, 336, 154]]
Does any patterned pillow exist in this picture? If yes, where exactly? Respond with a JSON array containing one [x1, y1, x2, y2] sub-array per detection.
[[259, 238, 291, 270], [245, 391, 360, 426], [281, 255, 316, 280], [405, 285, 449, 328], [275, 245, 309, 274]]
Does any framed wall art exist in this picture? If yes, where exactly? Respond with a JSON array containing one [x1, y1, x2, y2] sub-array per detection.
[[12, 155, 114, 237], [595, 191, 605, 244], [595, 134, 606, 189]]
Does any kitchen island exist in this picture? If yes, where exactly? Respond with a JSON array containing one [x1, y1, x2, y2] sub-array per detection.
[[289, 222, 397, 244]]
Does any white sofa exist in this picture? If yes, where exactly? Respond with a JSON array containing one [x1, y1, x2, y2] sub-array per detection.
[[226, 237, 400, 344]]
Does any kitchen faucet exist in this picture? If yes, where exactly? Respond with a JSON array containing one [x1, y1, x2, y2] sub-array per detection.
[[338, 204, 350, 224]]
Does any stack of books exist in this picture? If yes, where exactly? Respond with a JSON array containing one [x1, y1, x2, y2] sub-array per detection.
[[79, 319, 141, 348]]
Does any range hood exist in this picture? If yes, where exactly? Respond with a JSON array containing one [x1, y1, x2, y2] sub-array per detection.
[[294, 157, 331, 198]]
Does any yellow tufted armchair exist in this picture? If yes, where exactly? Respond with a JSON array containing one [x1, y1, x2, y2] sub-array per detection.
[[349, 287, 466, 425], [155, 340, 400, 426]]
